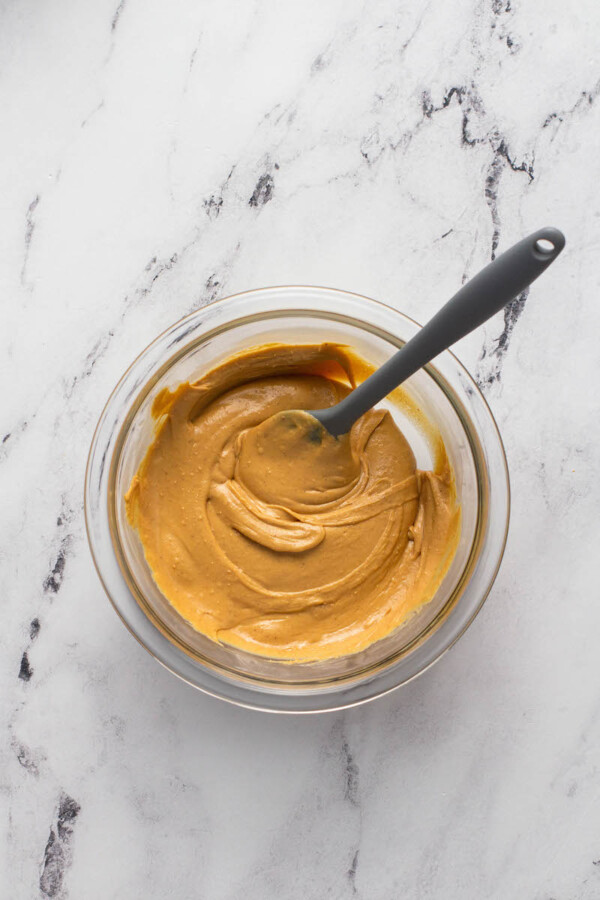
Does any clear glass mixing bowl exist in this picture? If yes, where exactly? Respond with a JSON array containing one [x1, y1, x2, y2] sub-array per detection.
[[85, 287, 509, 712]]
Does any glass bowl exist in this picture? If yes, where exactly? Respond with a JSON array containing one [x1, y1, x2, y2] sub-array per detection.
[[85, 286, 509, 712]]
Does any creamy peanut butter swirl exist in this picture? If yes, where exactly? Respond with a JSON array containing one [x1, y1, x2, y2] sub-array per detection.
[[125, 344, 460, 660]]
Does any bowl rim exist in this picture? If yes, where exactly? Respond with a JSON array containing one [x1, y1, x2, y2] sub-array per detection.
[[85, 284, 510, 713]]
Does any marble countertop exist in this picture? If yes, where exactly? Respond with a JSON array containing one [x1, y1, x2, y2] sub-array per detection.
[[3, 0, 600, 897]]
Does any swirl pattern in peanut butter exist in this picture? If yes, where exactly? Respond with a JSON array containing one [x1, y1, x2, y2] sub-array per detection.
[[125, 344, 460, 660]]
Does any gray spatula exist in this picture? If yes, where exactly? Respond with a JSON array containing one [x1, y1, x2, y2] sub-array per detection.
[[311, 227, 565, 437]]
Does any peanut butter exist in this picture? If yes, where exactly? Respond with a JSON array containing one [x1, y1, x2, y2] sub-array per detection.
[[125, 343, 460, 660]]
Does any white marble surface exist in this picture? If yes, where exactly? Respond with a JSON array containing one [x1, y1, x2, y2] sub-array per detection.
[[2, 0, 600, 896]]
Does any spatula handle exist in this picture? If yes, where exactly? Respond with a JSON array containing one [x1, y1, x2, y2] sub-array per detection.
[[318, 227, 565, 436]]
